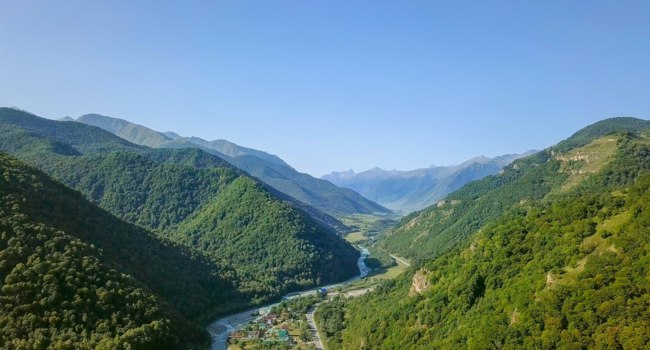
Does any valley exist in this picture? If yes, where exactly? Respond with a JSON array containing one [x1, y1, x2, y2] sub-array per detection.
[[203, 212, 420, 350], [2, 107, 650, 349], [2, 3, 648, 349]]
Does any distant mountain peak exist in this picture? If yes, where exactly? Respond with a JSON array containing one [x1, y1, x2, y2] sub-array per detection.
[[455, 155, 490, 168], [323, 152, 533, 213], [164, 131, 182, 140], [9, 106, 34, 114]]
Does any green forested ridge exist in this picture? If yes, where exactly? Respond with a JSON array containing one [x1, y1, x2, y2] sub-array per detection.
[[45, 149, 236, 231], [323, 120, 650, 349], [0, 111, 141, 155], [0, 153, 240, 349], [75, 112, 391, 216], [173, 175, 359, 298], [379, 117, 650, 262], [45, 150, 359, 298], [0, 107, 359, 310], [554, 117, 650, 152], [5, 108, 352, 233]]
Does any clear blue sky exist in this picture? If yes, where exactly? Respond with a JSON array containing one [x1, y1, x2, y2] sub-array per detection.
[[1, 1, 649, 176]]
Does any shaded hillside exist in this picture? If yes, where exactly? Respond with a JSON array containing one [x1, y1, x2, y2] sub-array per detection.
[[75, 113, 390, 216], [319, 118, 650, 349], [0, 107, 360, 302], [0, 152, 244, 349], [323, 153, 533, 213]]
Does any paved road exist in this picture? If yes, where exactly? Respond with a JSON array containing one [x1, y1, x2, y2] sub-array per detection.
[[389, 254, 411, 267], [306, 305, 325, 350], [303, 287, 375, 350]]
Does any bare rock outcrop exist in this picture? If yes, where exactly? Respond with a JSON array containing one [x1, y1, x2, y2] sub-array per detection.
[[409, 269, 431, 296]]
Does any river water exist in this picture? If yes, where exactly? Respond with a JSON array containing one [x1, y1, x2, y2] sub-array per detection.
[[207, 247, 370, 350]]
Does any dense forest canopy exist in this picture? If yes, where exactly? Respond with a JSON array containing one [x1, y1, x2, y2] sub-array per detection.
[[0, 153, 222, 349]]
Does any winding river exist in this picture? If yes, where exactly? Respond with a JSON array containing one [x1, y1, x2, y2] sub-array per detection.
[[207, 247, 370, 350]]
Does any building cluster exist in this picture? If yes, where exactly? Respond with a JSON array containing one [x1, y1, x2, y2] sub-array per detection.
[[229, 312, 292, 345]]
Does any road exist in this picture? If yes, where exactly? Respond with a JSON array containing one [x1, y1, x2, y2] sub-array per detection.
[[389, 254, 411, 267], [306, 305, 325, 350], [304, 287, 375, 350]]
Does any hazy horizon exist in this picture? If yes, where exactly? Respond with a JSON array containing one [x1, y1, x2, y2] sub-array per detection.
[[28, 107, 541, 176], [2, 1, 649, 176]]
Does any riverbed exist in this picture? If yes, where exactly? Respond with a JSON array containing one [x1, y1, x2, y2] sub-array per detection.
[[207, 247, 370, 350]]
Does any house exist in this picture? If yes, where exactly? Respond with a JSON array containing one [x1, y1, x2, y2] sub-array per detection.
[[248, 331, 260, 339], [230, 331, 245, 340], [263, 329, 291, 344], [278, 330, 289, 342]]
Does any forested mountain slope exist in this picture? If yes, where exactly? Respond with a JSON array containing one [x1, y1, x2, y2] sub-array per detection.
[[321, 118, 650, 349], [0, 107, 359, 302], [0, 153, 243, 349], [75, 113, 390, 216], [379, 118, 650, 262]]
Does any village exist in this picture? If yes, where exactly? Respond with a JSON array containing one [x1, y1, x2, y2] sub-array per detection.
[[226, 293, 324, 350]]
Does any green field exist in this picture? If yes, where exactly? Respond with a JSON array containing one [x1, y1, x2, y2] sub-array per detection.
[[366, 260, 409, 280], [339, 213, 398, 245], [343, 231, 366, 243]]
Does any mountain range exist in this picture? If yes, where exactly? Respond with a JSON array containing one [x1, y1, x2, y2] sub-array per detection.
[[73, 113, 390, 217], [3, 106, 650, 349], [323, 152, 534, 213]]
